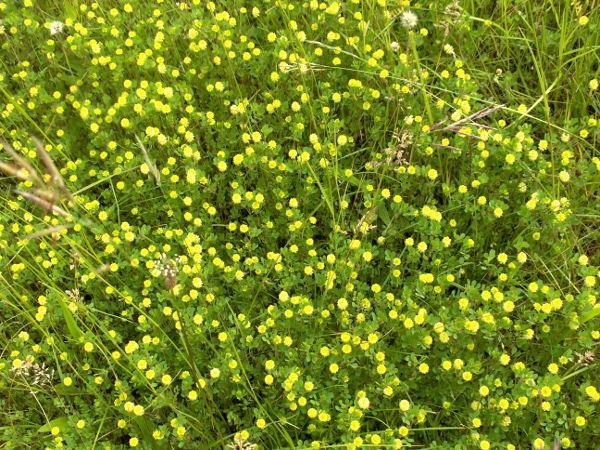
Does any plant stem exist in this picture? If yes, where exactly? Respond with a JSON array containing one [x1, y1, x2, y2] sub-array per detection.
[[170, 291, 227, 437], [409, 32, 434, 126]]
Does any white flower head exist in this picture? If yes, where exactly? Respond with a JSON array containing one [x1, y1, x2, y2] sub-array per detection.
[[391, 41, 399, 51], [49, 21, 65, 35], [400, 11, 418, 30]]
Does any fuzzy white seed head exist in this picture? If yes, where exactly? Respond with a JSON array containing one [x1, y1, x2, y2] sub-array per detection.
[[400, 11, 418, 30]]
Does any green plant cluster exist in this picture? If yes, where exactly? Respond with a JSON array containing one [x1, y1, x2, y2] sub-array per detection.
[[1, 1, 599, 449]]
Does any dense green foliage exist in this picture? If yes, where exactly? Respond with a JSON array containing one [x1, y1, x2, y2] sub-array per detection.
[[1, 1, 599, 449]]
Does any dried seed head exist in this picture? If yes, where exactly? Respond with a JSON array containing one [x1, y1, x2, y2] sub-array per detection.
[[165, 274, 177, 290], [160, 258, 179, 290]]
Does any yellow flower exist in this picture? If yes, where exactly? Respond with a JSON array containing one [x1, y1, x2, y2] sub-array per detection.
[[540, 386, 552, 397], [585, 385, 598, 398], [358, 397, 370, 409], [419, 273, 434, 284]]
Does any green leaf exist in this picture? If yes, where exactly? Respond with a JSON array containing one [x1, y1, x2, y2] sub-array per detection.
[[378, 204, 391, 226], [261, 124, 273, 138], [345, 176, 361, 188], [56, 294, 84, 341], [54, 384, 82, 396], [580, 306, 600, 325], [64, 1, 77, 20], [134, 416, 168, 450], [39, 417, 69, 433], [133, 416, 153, 442]]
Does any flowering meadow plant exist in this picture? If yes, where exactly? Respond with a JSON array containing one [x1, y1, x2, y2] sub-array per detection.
[[0, 1, 599, 449]]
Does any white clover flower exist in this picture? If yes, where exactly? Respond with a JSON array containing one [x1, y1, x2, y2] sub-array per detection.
[[49, 21, 64, 35], [400, 11, 418, 30], [391, 41, 399, 51]]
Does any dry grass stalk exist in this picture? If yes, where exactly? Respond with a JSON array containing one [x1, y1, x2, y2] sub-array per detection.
[[0, 136, 75, 239]]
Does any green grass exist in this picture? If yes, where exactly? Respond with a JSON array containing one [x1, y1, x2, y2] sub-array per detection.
[[1, 1, 599, 449]]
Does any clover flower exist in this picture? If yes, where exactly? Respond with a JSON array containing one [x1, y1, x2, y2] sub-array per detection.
[[153, 253, 182, 289], [357, 397, 370, 409], [400, 11, 418, 30], [49, 21, 65, 35], [11, 358, 55, 387], [574, 351, 595, 366], [227, 435, 256, 450]]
